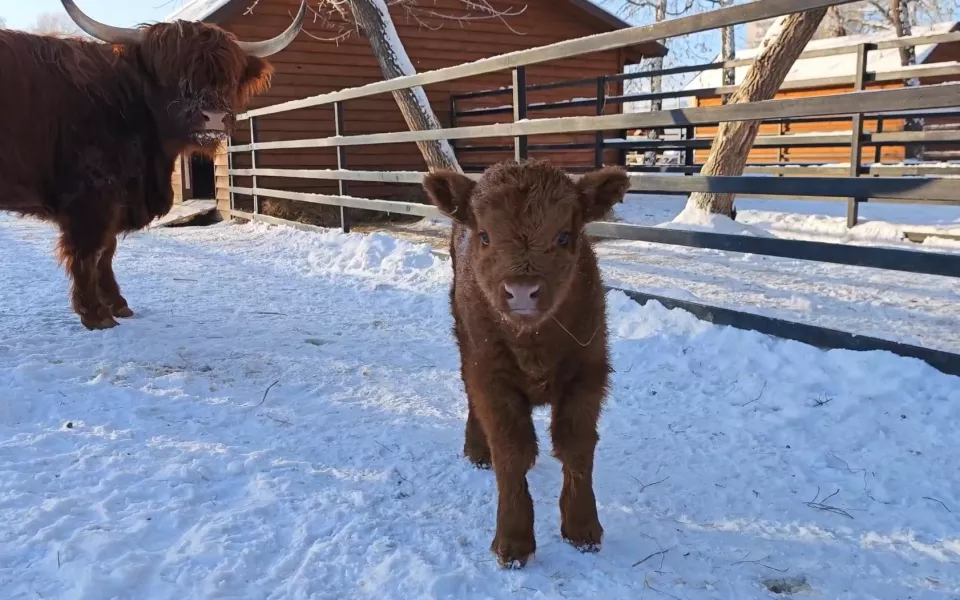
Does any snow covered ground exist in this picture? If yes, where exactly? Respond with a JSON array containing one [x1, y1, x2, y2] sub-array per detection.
[[1, 212, 958, 599]]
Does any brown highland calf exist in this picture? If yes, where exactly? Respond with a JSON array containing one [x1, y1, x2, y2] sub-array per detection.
[[422, 159, 630, 569], [0, 0, 305, 330]]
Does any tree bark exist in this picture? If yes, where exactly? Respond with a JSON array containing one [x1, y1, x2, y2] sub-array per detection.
[[890, 0, 923, 157], [720, 9, 736, 104], [687, 8, 828, 217], [348, 0, 462, 173], [643, 0, 668, 166]]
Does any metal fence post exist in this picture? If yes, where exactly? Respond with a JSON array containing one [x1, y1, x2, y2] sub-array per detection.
[[595, 76, 607, 168], [226, 137, 235, 213], [512, 67, 528, 162], [847, 43, 869, 229], [334, 101, 350, 233], [684, 125, 696, 174], [249, 116, 259, 215], [874, 117, 884, 164], [450, 95, 458, 156]]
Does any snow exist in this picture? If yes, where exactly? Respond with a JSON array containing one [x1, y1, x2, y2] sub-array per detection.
[[165, 0, 231, 22], [1, 210, 959, 599], [658, 203, 775, 238], [685, 21, 958, 91]]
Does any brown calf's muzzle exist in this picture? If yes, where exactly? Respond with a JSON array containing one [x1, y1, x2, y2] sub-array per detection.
[[502, 277, 543, 316]]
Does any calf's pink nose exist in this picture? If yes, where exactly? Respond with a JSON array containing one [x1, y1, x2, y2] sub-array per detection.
[[503, 283, 540, 312]]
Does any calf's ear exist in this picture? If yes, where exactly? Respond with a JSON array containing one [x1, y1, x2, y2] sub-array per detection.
[[422, 171, 477, 226], [576, 166, 630, 223]]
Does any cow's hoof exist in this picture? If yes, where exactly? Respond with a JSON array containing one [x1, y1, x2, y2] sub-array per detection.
[[491, 534, 535, 569], [113, 306, 134, 318]]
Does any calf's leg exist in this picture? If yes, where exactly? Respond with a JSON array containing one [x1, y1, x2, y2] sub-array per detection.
[[463, 399, 491, 468], [472, 381, 538, 568], [97, 234, 133, 318], [551, 372, 605, 552]]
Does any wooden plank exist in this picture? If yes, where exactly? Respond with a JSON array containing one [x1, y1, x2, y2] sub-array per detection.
[[585, 222, 960, 278], [231, 168, 960, 196], [229, 186, 444, 218], [240, 0, 857, 119], [230, 168, 481, 183], [149, 200, 217, 228], [610, 62, 960, 106], [618, 31, 960, 82], [229, 170, 960, 203], [606, 130, 960, 150], [230, 210, 332, 235], [231, 84, 960, 152], [624, 173, 960, 201]]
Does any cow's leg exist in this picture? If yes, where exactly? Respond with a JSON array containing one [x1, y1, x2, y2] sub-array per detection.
[[551, 368, 605, 553], [471, 379, 538, 568], [57, 222, 117, 330], [97, 234, 133, 318]]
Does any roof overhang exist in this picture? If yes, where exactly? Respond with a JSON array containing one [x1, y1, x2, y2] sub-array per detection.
[[564, 0, 668, 61], [169, 0, 669, 61]]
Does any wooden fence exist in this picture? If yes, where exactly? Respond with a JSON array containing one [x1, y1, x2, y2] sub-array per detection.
[[449, 28, 960, 229], [226, 0, 960, 376]]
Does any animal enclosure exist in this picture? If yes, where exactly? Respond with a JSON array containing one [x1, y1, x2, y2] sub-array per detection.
[[223, 0, 960, 376], [167, 0, 666, 216]]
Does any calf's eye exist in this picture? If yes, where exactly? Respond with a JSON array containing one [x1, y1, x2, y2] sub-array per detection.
[[479, 231, 490, 245], [557, 232, 571, 246]]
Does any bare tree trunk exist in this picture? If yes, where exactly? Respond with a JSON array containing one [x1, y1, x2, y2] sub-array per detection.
[[687, 8, 828, 216], [720, 14, 736, 103], [890, 0, 923, 158], [643, 0, 668, 166], [348, 0, 462, 172], [824, 5, 848, 36]]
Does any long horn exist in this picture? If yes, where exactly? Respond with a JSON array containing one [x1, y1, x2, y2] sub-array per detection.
[[60, 0, 143, 44], [236, 0, 306, 58]]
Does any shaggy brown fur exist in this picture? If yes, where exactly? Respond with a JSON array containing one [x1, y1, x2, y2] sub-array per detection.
[[0, 22, 274, 329], [423, 159, 630, 569]]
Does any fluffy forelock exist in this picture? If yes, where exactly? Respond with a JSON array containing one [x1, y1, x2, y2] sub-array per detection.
[[471, 160, 579, 221], [137, 21, 247, 90]]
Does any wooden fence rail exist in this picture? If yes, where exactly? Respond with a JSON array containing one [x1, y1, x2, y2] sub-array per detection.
[[230, 85, 960, 153]]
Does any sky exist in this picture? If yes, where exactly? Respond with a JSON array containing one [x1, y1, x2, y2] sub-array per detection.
[[1, 0, 187, 30]]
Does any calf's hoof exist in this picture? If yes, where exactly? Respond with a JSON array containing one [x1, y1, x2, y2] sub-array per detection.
[[491, 533, 535, 569], [464, 449, 491, 470], [112, 306, 134, 318], [81, 316, 119, 330], [562, 519, 603, 553], [471, 458, 492, 470]]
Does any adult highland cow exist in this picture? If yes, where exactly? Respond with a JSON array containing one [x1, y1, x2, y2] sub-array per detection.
[[0, 0, 305, 329], [423, 159, 630, 568]]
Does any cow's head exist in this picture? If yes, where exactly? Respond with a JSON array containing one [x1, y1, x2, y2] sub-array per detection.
[[423, 160, 630, 328], [61, 0, 305, 151]]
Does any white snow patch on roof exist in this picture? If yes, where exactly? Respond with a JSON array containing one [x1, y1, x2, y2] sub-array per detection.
[[165, 0, 231, 22], [684, 21, 958, 91]]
